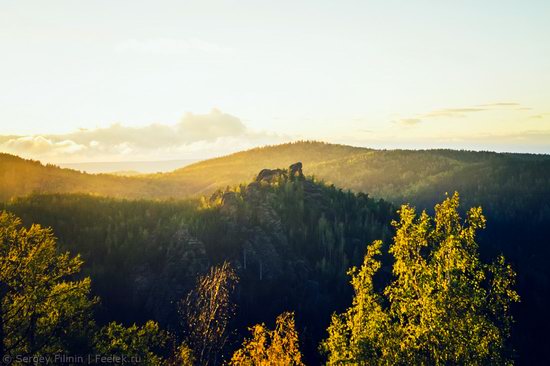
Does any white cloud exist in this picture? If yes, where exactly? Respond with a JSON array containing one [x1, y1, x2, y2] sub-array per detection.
[[421, 108, 485, 119], [476, 102, 521, 107], [3, 136, 87, 156], [397, 118, 422, 126], [397, 101, 533, 126], [177, 108, 246, 140], [0, 109, 287, 163]]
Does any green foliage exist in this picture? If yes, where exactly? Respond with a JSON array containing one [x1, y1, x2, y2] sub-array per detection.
[[1, 194, 205, 325], [2, 144, 545, 362], [94, 321, 169, 366], [0, 210, 97, 358], [321, 193, 519, 365], [230, 312, 304, 366], [201, 173, 394, 363], [1, 173, 393, 363], [0, 210, 185, 365]]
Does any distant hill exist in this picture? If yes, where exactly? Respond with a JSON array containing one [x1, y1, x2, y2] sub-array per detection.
[[107, 170, 143, 177], [58, 158, 198, 174], [3, 141, 550, 208], [0, 153, 186, 201], [165, 141, 550, 208]]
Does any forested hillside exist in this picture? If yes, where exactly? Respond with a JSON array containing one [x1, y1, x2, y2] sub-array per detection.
[[2, 166, 394, 363], [2, 183, 519, 364], [2, 142, 550, 363], [4, 142, 550, 209], [0, 153, 186, 201]]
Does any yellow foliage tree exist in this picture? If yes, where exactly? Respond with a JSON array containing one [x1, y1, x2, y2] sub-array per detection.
[[0, 211, 97, 358], [180, 261, 238, 366], [230, 312, 304, 366], [173, 342, 195, 366], [321, 193, 520, 365]]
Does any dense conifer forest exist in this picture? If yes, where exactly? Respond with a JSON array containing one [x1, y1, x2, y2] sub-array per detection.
[[1, 142, 549, 364]]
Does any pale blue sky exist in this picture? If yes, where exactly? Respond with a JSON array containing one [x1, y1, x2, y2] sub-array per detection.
[[1, 0, 549, 162]]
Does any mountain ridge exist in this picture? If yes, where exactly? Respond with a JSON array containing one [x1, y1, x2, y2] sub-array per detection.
[[2, 141, 550, 204]]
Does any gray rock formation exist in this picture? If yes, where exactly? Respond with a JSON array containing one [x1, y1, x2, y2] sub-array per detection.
[[220, 191, 240, 215], [289, 162, 303, 178], [255, 162, 303, 183], [255, 168, 287, 183]]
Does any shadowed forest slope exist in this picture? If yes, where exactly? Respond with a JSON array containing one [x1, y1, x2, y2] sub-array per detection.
[[0, 153, 550, 362], [2, 168, 395, 364]]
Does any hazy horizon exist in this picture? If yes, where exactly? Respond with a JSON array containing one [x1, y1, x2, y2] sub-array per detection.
[[7, 139, 549, 174], [57, 158, 199, 174]]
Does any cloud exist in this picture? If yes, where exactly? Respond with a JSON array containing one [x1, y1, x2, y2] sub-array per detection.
[[0, 109, 286, 163], [528, 113, 549, 120], [341, 128, 550, 154], [58, 109, 247, 149], [398, 118, 422, 126], [115, 37, 233, 56], [178, 109, 246, 140], [0, 135, 19, 144], [420, 108, 484, 119], [476, 102, 521, 107], [394, 106, 487, 126], [3, 136, 87, 155], [397, 101, 534, 126]]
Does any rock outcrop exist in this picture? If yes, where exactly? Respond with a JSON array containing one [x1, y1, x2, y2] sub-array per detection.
[[220, 191, 240, 215], [289, 162, 303, 178], [255, 162, 303, 183], [255, 168, 287, 183], [208, 162, 327, 282], [209, 163, 306, 281]]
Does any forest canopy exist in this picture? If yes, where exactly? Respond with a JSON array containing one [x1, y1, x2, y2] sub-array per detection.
[[0, 162, 528, 364]]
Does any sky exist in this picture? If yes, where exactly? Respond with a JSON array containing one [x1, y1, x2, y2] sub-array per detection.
[[1, 0, 549, 167]]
